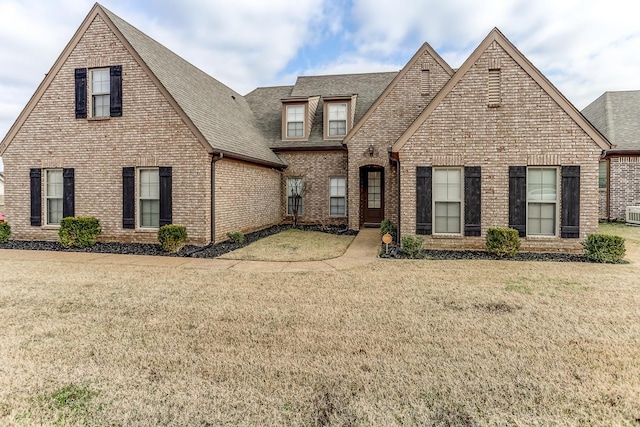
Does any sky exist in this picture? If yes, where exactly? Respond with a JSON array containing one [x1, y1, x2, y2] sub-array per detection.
[[1, 0, 640, 172]]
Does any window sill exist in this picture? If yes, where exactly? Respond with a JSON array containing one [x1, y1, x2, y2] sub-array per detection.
[[136, 227, 158, 233], [431, 233, 463, 239], [87, 116, 111, 121], [324, 136, 347, 141], [525, 235, 559, 240], [42, 225, 61, 230]]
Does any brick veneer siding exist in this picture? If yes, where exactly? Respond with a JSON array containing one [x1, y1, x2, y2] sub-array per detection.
[[608, 156, 640, 220], [599, 188, 608, 220], [279, 150, 348, 225], [213, 157, 282, 241], [347, 48, 451, 230], [1, 15, 212, 244], [398, 42, 602, 252]]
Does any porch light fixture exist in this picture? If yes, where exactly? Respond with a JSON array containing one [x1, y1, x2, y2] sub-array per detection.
[[368, 144, 375, 157]]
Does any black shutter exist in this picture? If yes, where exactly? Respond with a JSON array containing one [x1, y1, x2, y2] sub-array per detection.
[[30, 168, 42, 226], [75, 68, 87, 119], [464, 166, 481, 236], [159, 167, 172, 227], [561, 166, 580, 238], [509, 166, 527, 237], [63, 168, 75, 218], [110, 65, 122, 117], [122, 167, 135, 229], [416, 166, 432, 235]]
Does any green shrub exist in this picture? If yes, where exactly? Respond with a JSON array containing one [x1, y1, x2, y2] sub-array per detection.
[[58, 217, 101, 248], [380, 218, 397, 240], [158, 224, 188, 252], [0, 222, 11, 243], [582, 233, 626, 263], [227, 231, 245, 245], [486, 227, 521, 258], [401, 235, 424, 259]]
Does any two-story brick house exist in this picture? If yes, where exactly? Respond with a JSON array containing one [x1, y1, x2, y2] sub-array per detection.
[[0, 4, 609, 251]]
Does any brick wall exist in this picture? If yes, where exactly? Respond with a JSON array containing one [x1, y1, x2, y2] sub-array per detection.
[[608, 156, 640, 220], [213, 157, 282, 241], [2, 15, 212, 244], [398, 41, 602, 252], [599, 188, 608, 220], [279, 150, 348, 225], [347, 47, 451, 230]]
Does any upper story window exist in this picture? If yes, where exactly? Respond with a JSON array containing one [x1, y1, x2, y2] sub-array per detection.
[[75, 65, 122, 119], [286, 105, 305, 138], [327, 103, 347, 137], [91, 68, 110, 117]]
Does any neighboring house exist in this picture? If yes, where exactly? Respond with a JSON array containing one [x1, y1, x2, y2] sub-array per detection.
[[582, 91, 640, 221], [0, 4, 609, 252]]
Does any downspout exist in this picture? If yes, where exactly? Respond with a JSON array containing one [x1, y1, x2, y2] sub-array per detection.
[[211, 152, 224, 243], [388, 149, 401, 243]]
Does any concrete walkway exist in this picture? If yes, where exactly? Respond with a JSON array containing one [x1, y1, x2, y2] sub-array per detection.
[[0, 228, 381, 273]]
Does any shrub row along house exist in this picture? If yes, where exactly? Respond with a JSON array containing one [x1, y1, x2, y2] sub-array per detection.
[[0, 4, 610, 251]]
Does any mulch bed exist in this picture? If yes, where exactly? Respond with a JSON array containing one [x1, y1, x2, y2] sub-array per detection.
[[0, 224, 357, 259]]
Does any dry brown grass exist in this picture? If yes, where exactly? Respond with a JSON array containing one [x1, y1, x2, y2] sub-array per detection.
[[220, 228, 355, 261], [0, 226, 639, 425]]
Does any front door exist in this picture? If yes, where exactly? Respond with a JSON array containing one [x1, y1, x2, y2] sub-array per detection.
[[361, 167, 384, 225]]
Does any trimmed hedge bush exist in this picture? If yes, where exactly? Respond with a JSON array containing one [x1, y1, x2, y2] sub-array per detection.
[[486, 227, 521, 258], [0, 222, 11, 243], [380, 219, 397, 241], [401, 235, 424, 259], [582, 233, 626, 263], [59, 217, 101, 248], [227, 231, 245, 245], [158, 224, 188, 252]]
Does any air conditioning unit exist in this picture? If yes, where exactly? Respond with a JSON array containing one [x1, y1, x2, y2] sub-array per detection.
[[626, 206, 640, 225]]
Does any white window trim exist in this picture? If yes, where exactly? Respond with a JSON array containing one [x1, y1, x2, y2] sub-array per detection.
[[526, 167, 559, 238], [45, 168, 63, 227], [90, 68, 110, 118], [284, 104, 306, 139], [325, 102, 348, 139], [432, 167, 463, 235], [138, 167, 160, 229], [329, 176, 346, 217], [287, 177, 303, 216]]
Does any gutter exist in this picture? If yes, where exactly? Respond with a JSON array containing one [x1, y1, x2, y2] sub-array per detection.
[[211, 152, 224, 243]]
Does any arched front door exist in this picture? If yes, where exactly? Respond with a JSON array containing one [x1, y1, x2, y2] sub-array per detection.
[[360, 166, 384, 226]]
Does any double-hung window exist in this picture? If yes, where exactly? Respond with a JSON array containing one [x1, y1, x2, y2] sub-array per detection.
[[329, 177, 346, 216], [286, 105, 305, 138], [327, 103, 347, 137], [45, 169, 63, 225], [91, 68, 110, 117], [287, 177, 303, 216], [139, 168, 160, 228], [527, 168, 557, 236], [433, 168, 462, 234]]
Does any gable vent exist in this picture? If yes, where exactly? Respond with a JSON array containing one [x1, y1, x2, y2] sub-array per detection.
[[488, 68, 501, 107], [421, 62, 430, 95]]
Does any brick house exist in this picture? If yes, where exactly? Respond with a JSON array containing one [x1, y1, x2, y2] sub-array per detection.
[[582, 91, 640, 221], [0, 5, 610, 251]]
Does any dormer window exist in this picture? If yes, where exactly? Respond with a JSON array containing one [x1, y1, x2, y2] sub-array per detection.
[[323, 96, 353, 140], [327, 103, 347, 137], [286, 104, 305, 138]]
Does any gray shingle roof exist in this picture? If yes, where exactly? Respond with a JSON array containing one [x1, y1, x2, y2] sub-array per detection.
[[582, 90, 640, 151], [101, 6, 285, 167], [246, 72, 398, 149]]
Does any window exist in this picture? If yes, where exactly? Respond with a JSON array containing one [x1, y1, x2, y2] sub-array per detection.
[[527, 168, 557, 236], [91, 68, 110, 117], [287, 177, 303, 215], [598, 162, 607, 189], [286, 105, 305, 138], [139, 168, 159, 228], [329, 177, 346, 216], [45, 169, 63, 225], [433, 168, 462, 234], [327, 103, 347, 137]]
